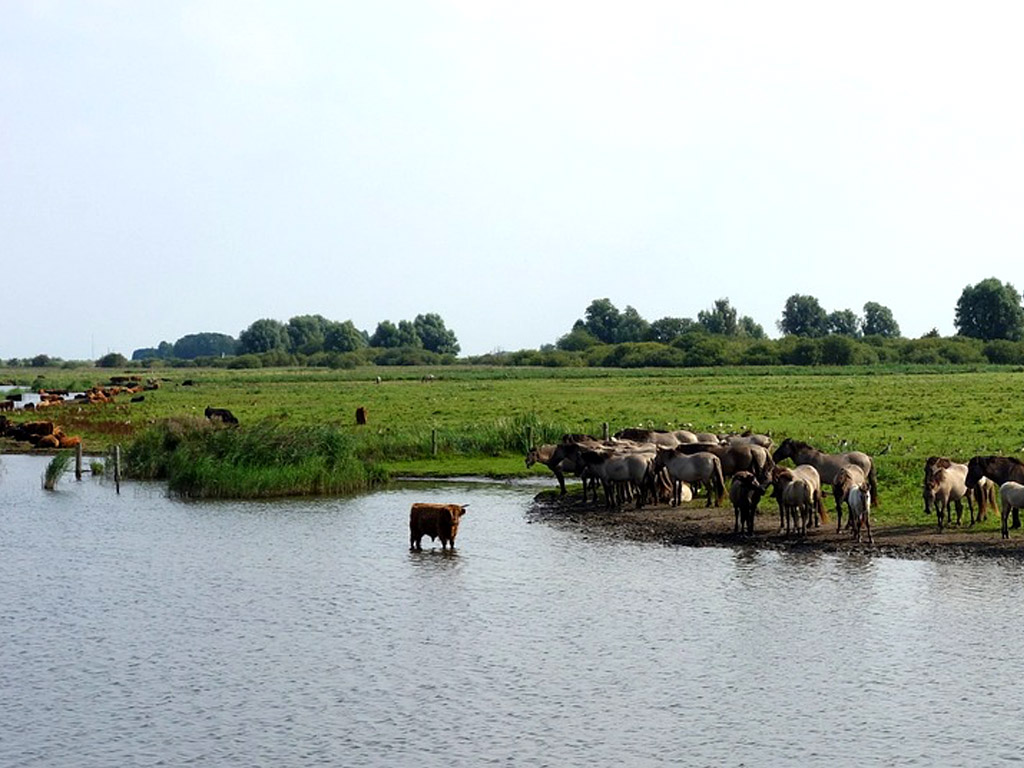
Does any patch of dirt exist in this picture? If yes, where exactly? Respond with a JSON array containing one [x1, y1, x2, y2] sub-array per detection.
[[528, 493, 1024, 562]]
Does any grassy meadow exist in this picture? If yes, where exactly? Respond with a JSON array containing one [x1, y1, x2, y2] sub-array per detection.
[[2, 364, 1022, 527]]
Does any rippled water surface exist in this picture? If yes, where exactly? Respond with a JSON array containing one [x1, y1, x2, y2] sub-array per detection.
[[3, 454, 1024, 766]]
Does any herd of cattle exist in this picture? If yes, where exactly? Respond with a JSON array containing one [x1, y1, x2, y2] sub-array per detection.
[[525, 428, 1024, 544], [0, 416, 81, 450]]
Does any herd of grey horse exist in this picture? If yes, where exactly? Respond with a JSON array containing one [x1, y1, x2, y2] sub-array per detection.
[[527, 428, 1024, 544]]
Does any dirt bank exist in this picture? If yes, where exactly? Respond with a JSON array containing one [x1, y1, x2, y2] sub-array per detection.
[[529, 493, 1024, 562]]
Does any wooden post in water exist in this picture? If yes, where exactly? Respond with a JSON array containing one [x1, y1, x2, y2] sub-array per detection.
[[75, 442, 83, 481], [431, 429, 438, 456], [114, 445, 121, 495], [602, 422, 610, 440]]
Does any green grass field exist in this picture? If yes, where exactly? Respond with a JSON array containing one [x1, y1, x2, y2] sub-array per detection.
[[2, 364, 1022, 526]]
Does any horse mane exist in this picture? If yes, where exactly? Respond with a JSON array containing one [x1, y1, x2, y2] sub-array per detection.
[[973, 455, 1024, 466], [782, 438, 813, 452]]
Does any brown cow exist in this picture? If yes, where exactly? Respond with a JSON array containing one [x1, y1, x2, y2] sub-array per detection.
[[356, 406, 368, 425], [409, 503, 468, 551]]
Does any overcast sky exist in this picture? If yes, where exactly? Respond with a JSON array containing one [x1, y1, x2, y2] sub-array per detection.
[[3, 1, 1023, 359]]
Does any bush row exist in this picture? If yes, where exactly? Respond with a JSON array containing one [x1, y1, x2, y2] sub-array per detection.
[[469, 334, 1024, 368]]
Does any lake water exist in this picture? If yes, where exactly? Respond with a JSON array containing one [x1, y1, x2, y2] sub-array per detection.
[[2, 454, 1023, 767]]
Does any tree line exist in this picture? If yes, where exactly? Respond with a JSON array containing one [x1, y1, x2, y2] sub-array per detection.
[[461, 277, 1024, 368], [5, 278, 1024, 369]]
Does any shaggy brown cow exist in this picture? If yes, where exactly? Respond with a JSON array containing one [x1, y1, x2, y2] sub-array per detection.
[[410, 503, 467, 551], [356, 406, 368, 425]]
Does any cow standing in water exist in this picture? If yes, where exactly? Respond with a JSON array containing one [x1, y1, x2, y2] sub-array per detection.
[[409, 503, 468, 551]]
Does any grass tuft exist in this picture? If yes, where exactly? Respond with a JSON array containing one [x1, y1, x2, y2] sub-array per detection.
[[43, 451, 73, 491]]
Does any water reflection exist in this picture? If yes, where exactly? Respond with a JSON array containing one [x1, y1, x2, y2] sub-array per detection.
[[2, 454, 1024, 767]]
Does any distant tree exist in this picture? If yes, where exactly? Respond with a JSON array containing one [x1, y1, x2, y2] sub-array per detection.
[[238, 318, 289, 354], [954, 277, 1024, 341], [778, 294, 829, 338], [30, 354, 52, 367], [922, 328, 940, 338], [133, 340, 175, 360], [173, 332, 238, 359], [286, 315, 331, 354], [862, 302, 900, 338], [698, 298, 739, 336], [820, 335, 857, 365], [396, 320, 422, 347], [646, 316, 696, 344], [737, 316, 767, 339], [323, 320, 368, 353], [370, 320, 401, 348], [96, 352, 128, 368], [413, 313, 460, 354], [556, 326, 600, 351], [827, 309, 862, 337], [582, 298, 622, 344], [616, 305, 650, 343]]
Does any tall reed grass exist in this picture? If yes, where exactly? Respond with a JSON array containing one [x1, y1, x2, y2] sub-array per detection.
[[353, 413, 584, 462], [43, 451, 73, 491], [125, 418, 387, 499]]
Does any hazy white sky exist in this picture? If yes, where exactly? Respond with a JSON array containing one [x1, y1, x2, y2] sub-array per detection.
[[3, 1, 1023, 359]]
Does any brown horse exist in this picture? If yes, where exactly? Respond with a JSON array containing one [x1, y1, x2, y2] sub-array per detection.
[[673, 442, 774, 485], [966, 456, 1024, 527], [773, 438, 878, 507], [526, 442, 589, 496], [613, 428, 682, 448]]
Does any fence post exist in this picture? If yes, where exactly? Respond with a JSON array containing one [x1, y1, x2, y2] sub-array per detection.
[[75, 442, 83, 481], [431, 429, 438, 456], [527, 426, 534, 451], [602, 422, 610, 440], [114, 445, 121, 495]]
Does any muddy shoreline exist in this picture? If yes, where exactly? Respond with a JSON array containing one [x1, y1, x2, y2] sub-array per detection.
[[529, 493, 1024, 562]]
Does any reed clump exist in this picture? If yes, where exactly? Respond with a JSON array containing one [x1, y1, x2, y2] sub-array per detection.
[[43, 450, 73, 491], [125, 418, 387, 499]]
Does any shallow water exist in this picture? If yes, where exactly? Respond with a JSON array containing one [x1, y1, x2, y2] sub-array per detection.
[[2, 454, 1023, 766]]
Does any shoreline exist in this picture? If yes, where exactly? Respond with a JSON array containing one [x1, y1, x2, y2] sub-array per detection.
[[528, 493, 1024, 562]]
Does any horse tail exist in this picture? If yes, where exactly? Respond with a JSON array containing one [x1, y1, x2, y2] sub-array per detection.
[[868, 462, 879, 508], [713, 459, 726, 506], [816, 488, 829, 525]]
